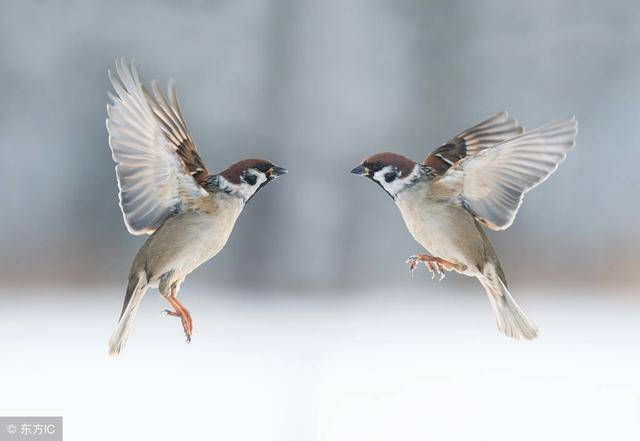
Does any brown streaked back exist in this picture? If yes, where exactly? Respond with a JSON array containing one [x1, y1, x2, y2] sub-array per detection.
[[423, 112, 524, 175]]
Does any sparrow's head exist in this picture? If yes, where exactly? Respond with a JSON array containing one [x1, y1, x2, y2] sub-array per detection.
[[216, 159, 287, 202], [350, 152, 420, 199]]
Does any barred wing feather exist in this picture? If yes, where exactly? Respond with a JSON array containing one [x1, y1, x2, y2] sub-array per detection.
[[106, 59, 207, 235], [424, 111, 524, 175], [450, 117, 577, 230]]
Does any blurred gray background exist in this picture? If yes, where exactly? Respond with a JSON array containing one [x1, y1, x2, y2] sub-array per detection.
[[0, 0, 638, 292], [2, 2, 640, 441]]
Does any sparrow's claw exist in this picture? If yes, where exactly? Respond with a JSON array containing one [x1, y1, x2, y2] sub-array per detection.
[[437, 264, 445, 281], [163, 299, 193, 344], [406, 254, 455, 281], [181, 314, 193, 343], [425, 261, 444, 280], [407, 256, 419, 276], [431, 262, 446, 281], [426, 262, 435, 279]]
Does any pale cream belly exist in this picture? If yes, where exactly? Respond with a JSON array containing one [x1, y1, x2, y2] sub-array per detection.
[[170, 210, 240, 280], [136, 195, 243, 285], [395, 194, 484, 277]]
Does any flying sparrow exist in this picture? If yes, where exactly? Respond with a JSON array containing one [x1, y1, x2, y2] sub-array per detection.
[[106, 59, 287, 355], [350, 112, 577, 340]]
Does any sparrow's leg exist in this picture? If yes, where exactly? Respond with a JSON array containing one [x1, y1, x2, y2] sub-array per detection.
[[163, 296, 193, 343], [406, 254, 464, 280], [159, 275, 192, 343]]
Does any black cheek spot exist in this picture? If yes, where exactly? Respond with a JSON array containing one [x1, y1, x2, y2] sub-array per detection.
[[245, 174, 257, 186], [384, 172, 396, 183]]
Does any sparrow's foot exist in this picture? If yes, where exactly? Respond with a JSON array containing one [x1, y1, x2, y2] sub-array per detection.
[[406, 254, 459, 281], [163, 298, 193, 343], [182, 310, 193, 343]]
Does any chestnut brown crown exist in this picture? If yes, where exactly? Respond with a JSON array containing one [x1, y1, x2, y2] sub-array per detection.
[[364, 153, 415, 176], [219, 159, 278, 184], [351, 152, 416, 178]]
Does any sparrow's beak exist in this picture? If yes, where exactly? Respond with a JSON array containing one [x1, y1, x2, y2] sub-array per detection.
[[268, 165, 288, 179], [350, 164, 368, 176]]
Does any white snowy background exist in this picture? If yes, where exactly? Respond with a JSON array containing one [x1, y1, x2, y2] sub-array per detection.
[[3, 287, 640, 440]]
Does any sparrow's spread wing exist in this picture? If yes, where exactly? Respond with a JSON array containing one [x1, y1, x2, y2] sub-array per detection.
[[106, 59, 208, 235], [444, 117, 577, 230], [423, 112, 524, 175]]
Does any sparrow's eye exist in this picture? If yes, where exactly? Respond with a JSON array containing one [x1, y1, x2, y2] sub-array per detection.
[[244, 174, 257, 186], [384, 172, 397, 183]]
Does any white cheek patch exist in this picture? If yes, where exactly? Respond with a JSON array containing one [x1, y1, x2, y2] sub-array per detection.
[[373, 165, 419, 197], [228, 170, 268, 201]]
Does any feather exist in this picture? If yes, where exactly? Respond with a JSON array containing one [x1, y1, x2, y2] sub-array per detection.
[[450, 117, 577, 230], [423, 111, 524, 175], [106, 59, 208, 235]]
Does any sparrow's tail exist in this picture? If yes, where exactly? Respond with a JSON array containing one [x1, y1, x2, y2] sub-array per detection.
[[108, 271, 148, 356], [478, 264, 538, 340]]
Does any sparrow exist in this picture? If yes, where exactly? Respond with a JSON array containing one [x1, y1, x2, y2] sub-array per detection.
[[106, 59, 287, 355], [350, 112, 577, 340]]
